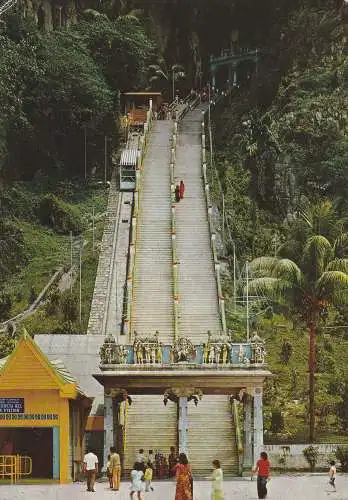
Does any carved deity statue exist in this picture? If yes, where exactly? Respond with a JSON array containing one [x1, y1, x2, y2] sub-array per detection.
[[209, 345, 215, 364], [203, 343, 209, 364], [215, 345, 221, 364], [156, 345, 163, 364], [136, 345, 143, 364], [222, 344, 228, 364], [118, 345, 128, 364], [172, 337, 196, 363], [145, 345, 151, 364], [105, 345, 114, 364]]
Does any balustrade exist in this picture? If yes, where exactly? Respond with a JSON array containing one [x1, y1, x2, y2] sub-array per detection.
[[99, 332, 266, 368]]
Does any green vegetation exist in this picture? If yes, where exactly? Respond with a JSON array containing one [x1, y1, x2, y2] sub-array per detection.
[[212, 2, 348, 442], [0, 9, 155, 348]]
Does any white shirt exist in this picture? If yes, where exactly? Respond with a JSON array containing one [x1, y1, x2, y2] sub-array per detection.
[[84, 452, 98, 471]]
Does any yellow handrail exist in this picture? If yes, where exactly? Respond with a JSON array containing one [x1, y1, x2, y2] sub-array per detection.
[[0, 454, 32, 483], [128, 106, 152, 337]]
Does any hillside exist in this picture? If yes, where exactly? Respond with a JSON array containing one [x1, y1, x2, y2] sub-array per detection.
[[0, 0, 348, 442], [209, 2, 348, 441]]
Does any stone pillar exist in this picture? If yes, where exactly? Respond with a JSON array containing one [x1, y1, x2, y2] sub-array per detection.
[[103, 393, 114, 470], [253, 388, 264, 463], [243, 395, 253, 470], [178, 397, 188, 456]]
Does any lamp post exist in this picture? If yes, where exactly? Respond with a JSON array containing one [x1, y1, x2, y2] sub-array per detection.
[[172, 67, 175, 102]]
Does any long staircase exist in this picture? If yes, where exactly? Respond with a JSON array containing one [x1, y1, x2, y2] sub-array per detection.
[[125, 120, 177, 468], [175, 107, 238, 474], [131, 121, 174, 341], [175, 107, 221, 341]]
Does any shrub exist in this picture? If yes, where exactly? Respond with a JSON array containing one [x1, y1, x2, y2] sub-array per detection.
[[280, 340, 293, 364], [0, 291, 12, 321], [60, 291, 78, 322], [45, 287, 61, 316], [303, 445, 319, 472], [271, 410, 284, 433], [37, 194, 85, 235], [28, 286, 37, 305], [336, 446, 348, 472]]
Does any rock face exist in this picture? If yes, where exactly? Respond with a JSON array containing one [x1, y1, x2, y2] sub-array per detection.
[[19, 0, 78, 30], [17, 0, 234, 87]]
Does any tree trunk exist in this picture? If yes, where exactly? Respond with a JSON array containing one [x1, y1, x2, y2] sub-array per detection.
[[308, 319, 316, 443]]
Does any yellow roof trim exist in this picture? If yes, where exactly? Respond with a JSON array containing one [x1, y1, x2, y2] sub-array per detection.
[[0, 332, 79, 398]]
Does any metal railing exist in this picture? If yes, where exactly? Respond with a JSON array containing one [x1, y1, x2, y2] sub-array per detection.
[[201, 120, 227, 333], [124, 104, 153, 339], [170, 121, 180, 340], [232, 398, 244, 475], [0, 455, 32, 483]]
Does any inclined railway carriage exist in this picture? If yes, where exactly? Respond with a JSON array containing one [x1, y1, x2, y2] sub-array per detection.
[[119, 148, 138, 191]]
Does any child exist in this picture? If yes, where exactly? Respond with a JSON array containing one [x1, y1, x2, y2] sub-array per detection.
[[106, 454, 113, 489], [206, 460, 224, 500], [329, 460, 337, 491], [130, 462, 144, 500], [144, 462, 154, 492]]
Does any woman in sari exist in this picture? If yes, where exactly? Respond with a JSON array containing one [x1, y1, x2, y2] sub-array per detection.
[[174, 453, 193, 500]]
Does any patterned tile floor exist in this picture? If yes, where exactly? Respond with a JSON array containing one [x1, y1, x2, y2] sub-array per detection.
[[0, 476, 347, 500]]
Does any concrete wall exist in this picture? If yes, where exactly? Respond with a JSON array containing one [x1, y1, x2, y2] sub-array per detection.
[[263, 444, 340, 470]]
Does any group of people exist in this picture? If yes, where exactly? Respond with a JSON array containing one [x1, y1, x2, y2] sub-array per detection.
[[175, 180, 185, 203], [83, 448, 338, 499]]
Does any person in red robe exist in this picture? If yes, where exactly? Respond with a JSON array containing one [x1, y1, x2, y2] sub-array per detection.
[[174, 453, 193, 500], [179, 180, 185, 199]]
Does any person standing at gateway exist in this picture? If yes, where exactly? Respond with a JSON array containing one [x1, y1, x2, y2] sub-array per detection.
[[83, 449, 99, 492], [174, 453, 193, 500], [252, 451, 271, 499], [110, 446, 121, 491]]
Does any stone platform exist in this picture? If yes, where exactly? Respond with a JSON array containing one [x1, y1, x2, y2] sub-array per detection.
[[0, 476, 347, 500]]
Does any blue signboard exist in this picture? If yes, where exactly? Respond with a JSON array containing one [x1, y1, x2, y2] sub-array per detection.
[[0, 398, 24, 414]]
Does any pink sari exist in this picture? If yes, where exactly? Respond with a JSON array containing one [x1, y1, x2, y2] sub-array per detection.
[[175, 463, 193, 500]]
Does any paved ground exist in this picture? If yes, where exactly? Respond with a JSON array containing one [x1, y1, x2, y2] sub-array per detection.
[[1, 476, 348, 500]]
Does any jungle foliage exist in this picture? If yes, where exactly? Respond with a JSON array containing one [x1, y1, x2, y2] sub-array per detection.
[[212, 2, 348, 440]]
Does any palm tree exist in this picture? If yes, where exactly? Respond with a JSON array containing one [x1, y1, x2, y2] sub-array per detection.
[[248, 233, 348, 442], [147, 63, 186, 99]]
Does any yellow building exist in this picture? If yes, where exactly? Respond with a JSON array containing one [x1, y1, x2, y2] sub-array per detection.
[[0, 332, 92, 483]]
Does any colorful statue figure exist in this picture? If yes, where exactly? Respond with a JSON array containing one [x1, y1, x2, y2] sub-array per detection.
[[119, 346, 128, 364], [136, 345, 143, 364], [215, 345, 221, 364], [209, 345, 215, 364], [145, 345, 151, 364], [105, 345, 113, 364], [156, 345, 163, 364], [222, 344, 228, 364], [203, 343, 210, 364]]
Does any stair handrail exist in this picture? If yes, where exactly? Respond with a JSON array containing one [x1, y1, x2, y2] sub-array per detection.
[[170, 120, 180, 340], [201, 117, 227, 333], [124, 100, 153, 338]]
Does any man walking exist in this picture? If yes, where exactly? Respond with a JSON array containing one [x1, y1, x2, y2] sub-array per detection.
[[110, 446, 121, 491], [83, 449, 99, 492]]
